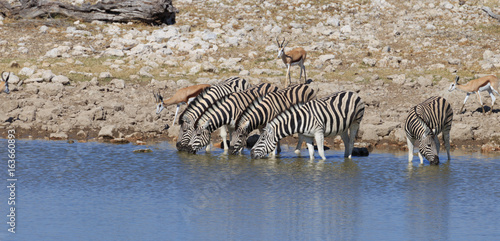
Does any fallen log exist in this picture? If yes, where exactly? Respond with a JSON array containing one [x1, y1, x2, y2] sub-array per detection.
[[0, 0, 178, 25]]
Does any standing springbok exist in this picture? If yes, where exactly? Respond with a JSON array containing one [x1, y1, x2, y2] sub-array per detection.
[[276, 37, 307, 86], [1, 71, 10, 94], [448, 75, 499, 114], [154, 84, 211, 126]]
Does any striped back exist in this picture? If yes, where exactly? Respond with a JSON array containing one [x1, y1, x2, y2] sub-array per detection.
[[230, 83, 316, 154], [250, 91, 364, 158], [404, 96, 453, 164], [176, 77, 250, 152], [188, 83, 279, 152]]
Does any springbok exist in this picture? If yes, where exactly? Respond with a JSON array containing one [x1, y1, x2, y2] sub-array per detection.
[[154, 84, 211, 125], [1, 71, 10, 94], [448, 75, 499, 114], [276, 37, 307, 86]]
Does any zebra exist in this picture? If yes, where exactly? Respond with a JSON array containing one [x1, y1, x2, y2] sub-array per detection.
[[176, 77, 251, 153], [250, 91, 365, 160], [229, 83, 316, 155], [188, 83, 279, 153], [404, 96, 453, 165]]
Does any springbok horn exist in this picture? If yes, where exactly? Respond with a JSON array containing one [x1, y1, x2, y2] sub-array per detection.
[[281, 37, 286, 47], [454, 76, 459, 84]]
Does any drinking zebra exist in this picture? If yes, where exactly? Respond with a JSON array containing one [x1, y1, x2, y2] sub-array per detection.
[[229, 83, 316, 155], [404, 96, 453, 165], [250, 91, 365, 160], [177, 77, 251, 153], [188, 83, 279, 153]]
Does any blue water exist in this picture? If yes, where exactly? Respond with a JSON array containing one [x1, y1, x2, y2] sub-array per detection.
[[0, 139, 499, 240]]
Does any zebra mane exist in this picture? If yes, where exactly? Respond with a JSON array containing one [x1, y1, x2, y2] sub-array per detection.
[[413, 106, 433, 136], [178, 77, 247, 125], [268, 102, 305, 127], [234, 93, 268, 127], [193, 92, 231, 129], [177, 85, 214, 125]]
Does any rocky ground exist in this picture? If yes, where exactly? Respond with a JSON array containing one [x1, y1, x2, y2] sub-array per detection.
[[0, 0, 500, 153]]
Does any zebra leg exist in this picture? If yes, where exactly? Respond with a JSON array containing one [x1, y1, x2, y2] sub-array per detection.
[[406, 137, 415, 162], [304, 136, 315, 161], [341, 131, 351, 159], [348, 123, 360, 158], [220, 125, 228, 151], [294, 134, 304, 155], [434, 134, 440, 155], [418, 151, 424, 164], [443, 129, 451, 161], [206, 140, 212, 152], [315, 132, 326, 160]]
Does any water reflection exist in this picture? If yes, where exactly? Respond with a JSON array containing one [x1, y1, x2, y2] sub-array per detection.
[[0, 140, 498, 240], [405, 163, 451, 240]]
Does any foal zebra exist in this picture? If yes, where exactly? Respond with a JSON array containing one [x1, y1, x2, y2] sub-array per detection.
[[188, 83, 279, 153], [250, 91, 365, 160], [229, 83, 316, 155], [177, 77, 251, 153], [404, 96, 453, 165]]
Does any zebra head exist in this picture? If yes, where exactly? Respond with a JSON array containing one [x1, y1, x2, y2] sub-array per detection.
[[153, 91, 164, 114], [250, 126, 276, 159], [189, 120, 212, 152], [229, 121, 250, 155], [448, 76, 459, 92], [416, 113, 439, 165], [176, 118, 196, 153], [1, 71, 10, 94]]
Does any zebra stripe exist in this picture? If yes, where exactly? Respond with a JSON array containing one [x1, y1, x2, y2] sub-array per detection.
[[188, 83, 279, 152], [250, 91, 365, 160], [176, 77, 251, 152], [404, 96, 453, 165], [229, 83, 316, 154]]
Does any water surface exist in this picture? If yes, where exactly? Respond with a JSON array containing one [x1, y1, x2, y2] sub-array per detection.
[[0, 140, 499, 240]]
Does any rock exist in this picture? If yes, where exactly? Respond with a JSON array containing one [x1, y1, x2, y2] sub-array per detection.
[[76, 130, 87, 139], [133, 149, 152, 153], [105, 49, 125, 57], [52, 75, 70, 85], [99, 72, 112, 79], [340, 25, 351, 33], [42, 70, 55, 82], [451, 123, 473, 141], [387, 74, 406, 85], [19, 67, 35, 76], [109, 79, 125, 89], [98, 125, 116, 139], [326, 17, 340, 26], [363, 58, 377, 67], [37, 82, 64, 96], [50, 132, 68, 140], [416, 75, 433, 87], [318, 54, 336, 63], [110, 138, 130, 144], [139, 66, 153, 77]]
